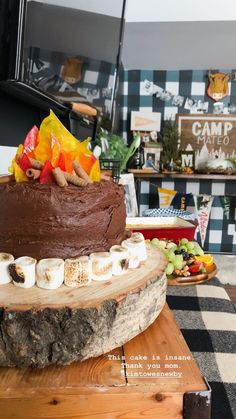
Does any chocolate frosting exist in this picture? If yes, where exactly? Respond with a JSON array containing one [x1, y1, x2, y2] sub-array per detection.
[[0, 181, 127, 260]]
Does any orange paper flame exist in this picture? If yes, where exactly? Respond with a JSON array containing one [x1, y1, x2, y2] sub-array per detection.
[[10, 110, 100, 182]]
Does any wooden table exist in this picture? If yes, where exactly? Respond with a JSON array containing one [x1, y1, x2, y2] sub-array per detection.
[[0, 304, 211, 419]]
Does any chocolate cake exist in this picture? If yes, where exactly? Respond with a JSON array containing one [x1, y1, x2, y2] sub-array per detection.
[[0, 180, 126, 260]]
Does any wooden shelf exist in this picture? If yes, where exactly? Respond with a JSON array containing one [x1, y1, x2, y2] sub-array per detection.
[[129, 169, 236, 180]]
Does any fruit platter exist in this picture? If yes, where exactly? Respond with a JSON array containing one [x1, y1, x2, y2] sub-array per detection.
[[149, 237, 217, 285]]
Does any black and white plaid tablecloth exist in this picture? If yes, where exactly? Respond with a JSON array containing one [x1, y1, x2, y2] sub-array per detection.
[[167, 278, 236, 419]]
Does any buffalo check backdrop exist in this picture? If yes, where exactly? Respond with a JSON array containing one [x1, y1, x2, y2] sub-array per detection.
[[119, 68, 236, 140], [118, 68, 236, 254]]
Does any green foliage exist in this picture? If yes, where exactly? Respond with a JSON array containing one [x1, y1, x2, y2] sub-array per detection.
[[95, 130, 128, 161], [95, 130, 141, 173], [119, 132, 141, 173], [160, 120, 181, 164]]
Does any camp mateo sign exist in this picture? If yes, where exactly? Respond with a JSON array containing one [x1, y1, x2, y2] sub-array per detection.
[[177, 114, 236, 169]]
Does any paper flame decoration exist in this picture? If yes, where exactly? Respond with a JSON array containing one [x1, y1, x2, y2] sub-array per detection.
[[9, 110, 100, 183]]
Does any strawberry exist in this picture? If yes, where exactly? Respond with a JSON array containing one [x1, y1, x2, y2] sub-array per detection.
[[189, 264, 201, 274]]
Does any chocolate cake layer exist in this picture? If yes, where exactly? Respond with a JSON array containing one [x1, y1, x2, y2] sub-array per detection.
[[0, 181, 126, 260]]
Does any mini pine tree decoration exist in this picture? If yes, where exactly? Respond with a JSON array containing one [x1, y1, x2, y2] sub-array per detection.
[[160, 120, 182, 171]]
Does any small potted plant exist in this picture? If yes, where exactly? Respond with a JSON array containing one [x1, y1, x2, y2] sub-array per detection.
[[94, 129, 140, 179]]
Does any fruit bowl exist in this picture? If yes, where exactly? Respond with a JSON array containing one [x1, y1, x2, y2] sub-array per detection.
[[149, 237, 217, 285], [167, 263, 217, 285]]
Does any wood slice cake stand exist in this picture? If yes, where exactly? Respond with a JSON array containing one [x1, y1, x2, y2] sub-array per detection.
[[0, 244, 167, 368]]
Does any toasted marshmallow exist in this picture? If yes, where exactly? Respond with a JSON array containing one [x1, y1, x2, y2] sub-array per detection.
[[90, 252, 113, 281], [110, 245, 129, 276], [9, 256, 36, 288], [0, 253, 14, 285], [37, 258, 64, 289], [64, 256, 92, 287], [121, 240, 140, 269], [131, 232, 145, 242], [123, 235, 147, 262]]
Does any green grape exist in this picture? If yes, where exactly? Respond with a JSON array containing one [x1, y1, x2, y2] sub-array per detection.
[[175, 261, 183, 270], [186, 241, 195, 250], [158, 240, 167, 248], [180, 238, 189, 246], [167, 251, 176, 263], [194, 245, 204, 256], [174, 260, 183, 270], [151, 238, 159, 247], [174, 254, 183, 270], [179, 245, 188, 252], [175, 254, 183, 262], [166, 242, 177, 251], [160, 247, 168, 256], [166, 262, 174, 276]]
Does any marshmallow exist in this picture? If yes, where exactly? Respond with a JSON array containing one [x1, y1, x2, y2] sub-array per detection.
[[110, 245, 129, 276], [36, 258, 64, 289], [9, 256, 36, 288], [90, 252, 113, 281], [0, 253, 14, 285], [64, 256, 92, 287]]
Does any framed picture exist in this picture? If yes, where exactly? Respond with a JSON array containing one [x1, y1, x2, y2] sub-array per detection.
[[142, 146, 162, 171], [137, 130, 158, 145], [119, 173, 138, 217]]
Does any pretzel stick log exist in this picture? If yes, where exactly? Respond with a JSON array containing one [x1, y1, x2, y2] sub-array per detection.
[[0, 175, 14, 184], [63, 172, 88, 187], [28, 158, 44, 170], [72, 160, 93, 183], [26, 169, 41, 180], [18, 155, 43, 170], [52, 168, 68, 187], [101, 173, 112, 181]]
